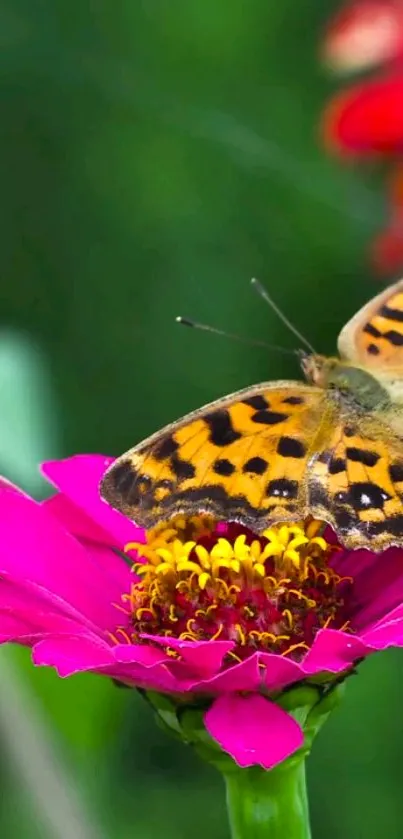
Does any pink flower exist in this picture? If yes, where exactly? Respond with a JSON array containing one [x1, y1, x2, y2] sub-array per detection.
[[2, 455, 403, 769]]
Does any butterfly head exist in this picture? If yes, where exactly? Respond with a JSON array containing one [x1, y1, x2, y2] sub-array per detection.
[[299, 352, 335, 388]]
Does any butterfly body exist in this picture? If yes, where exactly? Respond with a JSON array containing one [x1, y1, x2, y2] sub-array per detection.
[[302, 353, 392, 411], [101, 279, 403, 552]]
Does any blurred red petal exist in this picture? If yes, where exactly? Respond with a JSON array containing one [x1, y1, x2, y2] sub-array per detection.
[[322, 1, 403, 72], [322, 73, 403, 155]]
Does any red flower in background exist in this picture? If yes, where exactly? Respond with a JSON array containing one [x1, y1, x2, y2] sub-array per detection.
[[321, 1, 403, 275], [322, 1, 403, 72], [323, 74, 403, 156]]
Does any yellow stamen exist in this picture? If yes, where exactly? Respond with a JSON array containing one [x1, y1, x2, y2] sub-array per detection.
[[119, 514, 351, 665]]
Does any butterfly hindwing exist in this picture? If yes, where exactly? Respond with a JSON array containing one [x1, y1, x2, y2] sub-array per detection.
[[309, 413, 403, 549], [100, 382, 325, 530], [338, 277, 403, 370]]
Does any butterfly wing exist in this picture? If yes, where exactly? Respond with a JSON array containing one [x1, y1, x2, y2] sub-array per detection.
[[338, 278, 403, 370], [100, 382, 326, 531], [101, 381, 403, 550], [308, 411, 403, 550]]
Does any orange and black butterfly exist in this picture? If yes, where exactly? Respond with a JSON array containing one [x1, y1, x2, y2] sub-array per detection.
[[101, 279, 403, 552]]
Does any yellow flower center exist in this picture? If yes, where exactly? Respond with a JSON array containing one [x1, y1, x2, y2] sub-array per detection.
[[115, 516, 352, 663]]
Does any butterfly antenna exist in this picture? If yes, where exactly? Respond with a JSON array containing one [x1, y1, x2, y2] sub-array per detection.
[[250, 278, 316, 354], [176, 316, 297, 357]]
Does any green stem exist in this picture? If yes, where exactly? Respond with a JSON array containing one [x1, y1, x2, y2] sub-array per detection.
[[223, 759, 311, 839]]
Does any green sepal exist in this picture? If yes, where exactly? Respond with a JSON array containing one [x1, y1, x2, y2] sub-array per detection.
[[143, 689, 183, 736]]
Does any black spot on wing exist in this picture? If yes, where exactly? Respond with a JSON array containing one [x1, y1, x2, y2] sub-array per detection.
[[277, 436, 306, 458], [384, 329, 403, 347], [242, 456, 268, 475], [252, 410, 289, 425], [335, 482, 391, 511], [364, 322, 382, 339], [389, 463, 403, 483], [346, 447, 380, 467], [328, 457, 346, 475], [154, 435, 179, 460], [367, 343, 380, 356], [213, 458, 235, 476], [242, 395, 269, 410], [282, 395, 304, 405], [379, 304, 403, 322], [266, 478, 298, 500], [170, 455, 196, 479], [205, 410, 242, 446], [344, 425, 356, 437]]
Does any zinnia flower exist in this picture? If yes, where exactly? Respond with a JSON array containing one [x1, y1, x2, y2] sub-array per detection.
[[3, 454, 403, 771]]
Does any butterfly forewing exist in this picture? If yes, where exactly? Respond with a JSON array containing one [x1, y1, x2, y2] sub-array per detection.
[[100, 382, 325, 530]]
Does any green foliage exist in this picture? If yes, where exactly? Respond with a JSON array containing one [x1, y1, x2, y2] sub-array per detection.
[[0, 1, 398, 837]]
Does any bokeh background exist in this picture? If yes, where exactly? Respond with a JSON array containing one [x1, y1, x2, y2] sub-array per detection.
[[1, 1, 401, 837]]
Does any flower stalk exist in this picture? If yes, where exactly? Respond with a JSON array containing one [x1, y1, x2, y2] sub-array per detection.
[[224, 758, 311, 839], [147, 683, 345, 839]]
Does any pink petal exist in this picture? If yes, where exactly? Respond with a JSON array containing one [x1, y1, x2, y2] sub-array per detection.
[[371, 601, 403, 626], [185, 653, 262, 693], [349, 547, 403, 629], [112, 643, 169, 666], [332, 547, 377, 577], [259, 653, 304, 691], [111, 662, 195, 694], [204, 694, 303, 768], [32, 636, 116, 676], [140, 634, 234, 675], [0, 605, 92, 642], [0, 576, 102, 636], [43, 493, 113, 545], [303, 628, 369, 674], [32, 629, 197, 692], [41, 456, 143, 549], [0, 480, 125, 630], [43, 496, 132, 589], [362, 617, 403, 648], [77, 542, 132, 592]]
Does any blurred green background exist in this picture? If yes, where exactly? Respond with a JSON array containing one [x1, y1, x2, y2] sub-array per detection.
[[1, 1, 400, 837]]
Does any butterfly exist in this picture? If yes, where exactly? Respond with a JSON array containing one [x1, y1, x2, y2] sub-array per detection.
[[100, 279, 403, 552]]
